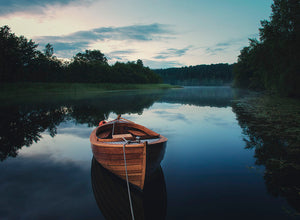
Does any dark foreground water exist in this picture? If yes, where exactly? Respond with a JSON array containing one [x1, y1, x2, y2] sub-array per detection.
[[0, 87, 299, 219]]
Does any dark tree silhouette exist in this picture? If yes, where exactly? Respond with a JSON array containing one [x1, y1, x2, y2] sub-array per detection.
[[44, 43, 54, 58], [0, 26, 162, 84], [233, 0, 300, 97], [154, 64, 233, 85], [0, 25, 38, 82], [74, 49, 108, 65]]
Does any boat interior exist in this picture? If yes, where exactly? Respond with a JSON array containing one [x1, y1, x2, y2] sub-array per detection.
[[96, 119, 160, 142]]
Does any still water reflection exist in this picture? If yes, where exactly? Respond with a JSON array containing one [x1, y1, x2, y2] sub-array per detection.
[[0, 87, 298, 219], [91, 159, 167, 220]]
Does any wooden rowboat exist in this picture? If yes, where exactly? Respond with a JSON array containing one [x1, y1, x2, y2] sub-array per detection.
[[90, 115, 167, 190]]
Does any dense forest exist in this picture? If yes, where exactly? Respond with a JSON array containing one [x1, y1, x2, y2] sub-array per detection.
[[154, 63, 233, 85], [0, 26, 161, 84], [233, 0, 300, 97]]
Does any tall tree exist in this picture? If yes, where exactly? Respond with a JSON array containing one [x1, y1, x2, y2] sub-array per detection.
[[73, 50, 108, 64], [234, 0, 300, 97], [0, 25, 38, 82], [44, 43, 54, 58]]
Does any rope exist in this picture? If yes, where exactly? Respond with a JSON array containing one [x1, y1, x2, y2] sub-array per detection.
[[122, 138, 135, 220], [112, 116, 120, 136], [112, 121, 115, 136]]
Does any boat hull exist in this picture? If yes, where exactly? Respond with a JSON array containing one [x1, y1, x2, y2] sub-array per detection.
[[90, 126, 167, 190], [90, 116, 167, 190], [91, 140, 147, 189]]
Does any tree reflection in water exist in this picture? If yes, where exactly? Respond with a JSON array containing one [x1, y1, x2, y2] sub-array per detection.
[[0, 105, 66, 161], [0, 91, 164, 161], [232, 102, 300, 215], [0, 87, 242, 162]]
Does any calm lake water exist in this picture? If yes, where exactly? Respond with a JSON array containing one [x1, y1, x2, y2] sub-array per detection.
[[0, 86, 298, 219]]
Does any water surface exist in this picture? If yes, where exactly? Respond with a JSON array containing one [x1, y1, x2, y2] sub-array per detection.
[[0, 87, 298, 219]]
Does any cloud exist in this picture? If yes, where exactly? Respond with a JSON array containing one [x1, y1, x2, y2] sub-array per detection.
[[0, 0, 94, 16], [144, 59, 183, 69], [57, 121, 92, 139], [204, 36, 256, 56], [205, 47, 226, 55], [106, 49, 138, 62], [34, 23, 173, 58], [153, 46, 191, 59], [93, 23, 173, 41], [53, 42, 90, 51], [153, 110, 188, 122], [205, 41, 234, 55], [108, 49, 137, 55], [216, 42, 230, 47]]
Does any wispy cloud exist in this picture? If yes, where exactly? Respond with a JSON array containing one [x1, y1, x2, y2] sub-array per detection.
[[205, 40, 235, 55], [204, 35, 258, 56], [0, 0, 94, 16], [93, 24, 173, 41], [153, 46, 191, 59], [34, 23, 173, 58], [205, 47, 227, 55], [108, 50, 137, 55], [144, 59, 183, 69], [153, 110, 189, 122], [216, 42, 230, 47], [106, 49, 137, 62], [52, 42, 90, 51]]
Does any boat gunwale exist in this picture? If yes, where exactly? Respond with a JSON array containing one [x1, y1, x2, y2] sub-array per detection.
[[90, 118, 167, 148], [90, 127, 167, 148]]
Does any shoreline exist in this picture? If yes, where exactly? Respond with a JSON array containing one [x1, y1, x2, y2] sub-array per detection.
[[0, 82, 181, 99], [232, 92, 300, 143]]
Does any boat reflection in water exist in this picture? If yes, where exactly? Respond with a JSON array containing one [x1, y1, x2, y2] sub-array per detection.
[[91, 140, 167, 220]]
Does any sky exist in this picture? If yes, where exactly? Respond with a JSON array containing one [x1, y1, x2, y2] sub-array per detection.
[[0, 0, 273, 68]]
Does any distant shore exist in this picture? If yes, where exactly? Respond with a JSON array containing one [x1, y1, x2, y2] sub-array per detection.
[[0, 82, 180, 98]]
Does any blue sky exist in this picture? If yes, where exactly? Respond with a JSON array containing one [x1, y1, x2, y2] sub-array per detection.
[[0, 0, 273, 68]]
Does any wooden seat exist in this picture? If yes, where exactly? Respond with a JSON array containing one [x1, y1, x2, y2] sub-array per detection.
[[112, 133, 133, 139], [128, 130, 147, 136]]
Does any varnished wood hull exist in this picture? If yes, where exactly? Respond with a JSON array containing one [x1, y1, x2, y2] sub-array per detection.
[[90, 118, 167, 190], [91, 139, 147, 189]]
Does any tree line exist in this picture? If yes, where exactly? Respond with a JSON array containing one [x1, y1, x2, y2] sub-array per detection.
[[233, 0, 300, 97], [154, 63, 233, 85], [0, 26, 162, 84]]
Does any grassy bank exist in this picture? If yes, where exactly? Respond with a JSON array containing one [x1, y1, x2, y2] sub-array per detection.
[[0, 82, 180, 99], [233, 93, 300, 142]]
